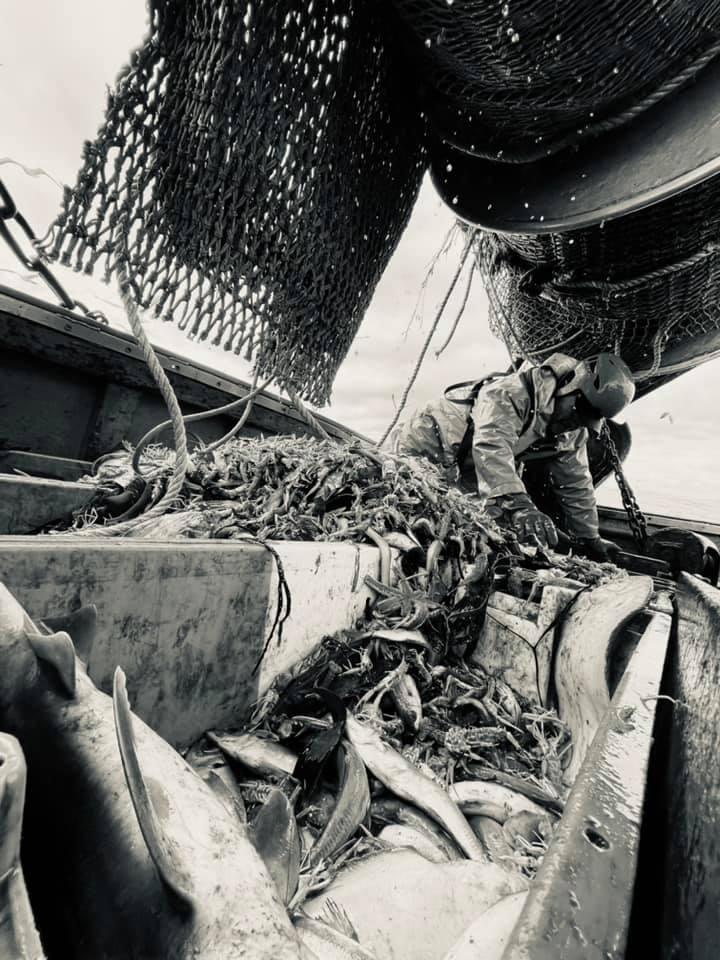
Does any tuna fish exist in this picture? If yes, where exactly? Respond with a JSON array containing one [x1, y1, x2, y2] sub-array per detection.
[[371, 797, 464, 861], [249, 788, 301, 905], [441, 891, 528, 960], [0, 583, 301, 960], [345, 715, 484, 860], [208, 730, 298, 778], [0, 732, 44, 960], [184, 739, 247, 823], [304, 849, 528, 960], [448, 780, 548, 821], [306, 740, 370, 868], [377, 824, 451, 863]]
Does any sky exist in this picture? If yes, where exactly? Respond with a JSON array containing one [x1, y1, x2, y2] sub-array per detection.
[[1, 1, 719, 522]]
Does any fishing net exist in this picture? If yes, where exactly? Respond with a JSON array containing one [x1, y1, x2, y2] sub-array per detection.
[[41, 0, 426, 406], [474, 172, 720, 378], [389, 0, 720, 162]]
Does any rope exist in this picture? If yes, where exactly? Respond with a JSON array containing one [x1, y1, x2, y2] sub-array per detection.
[[552, 240, 720, 294], [434, 258, 475, 358], [286, 388, 333, 442], [131, 373, 274, 473], [378, 229, 476, 446], [202, 369, 263, 454], [71, 266, 191, 536], [469, 36, 720, 164], [648, 313, 684, 379]]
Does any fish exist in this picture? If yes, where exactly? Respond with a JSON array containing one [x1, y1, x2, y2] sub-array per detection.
[[0, 583, 301, 960], [389, 671, 422, 734], [250, 788, 301, 905], [185, 739, 247, 823], [307, 740, 370, 868], [502, 811, 552, 850], [208, 730, 298, 778], [304, 849, 527, 960], [449, 781, 548, 821], [295, 913, 378, 959], [345, 715, 484, 860], [377, 824, 450, 863], [468, 816, 516, 866], [441, 891, 528, 960], [370, 798, 464, 861], [360, 628, 435, 660], [0, 732, 45, 960]]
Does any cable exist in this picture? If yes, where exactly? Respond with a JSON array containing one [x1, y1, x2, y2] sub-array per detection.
[[72, 265, 190, 535], [435, 258, 475, 358], [131, 372, 274, 474], [378, 229, 476, 447], [286, 387, 332, 441]]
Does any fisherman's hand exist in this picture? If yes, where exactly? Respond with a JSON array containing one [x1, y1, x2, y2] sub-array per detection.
[[574, 536, 620, 563], [508, 502, 559, 547]]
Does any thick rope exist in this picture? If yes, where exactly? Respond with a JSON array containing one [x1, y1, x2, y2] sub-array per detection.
[[202, 369, 265, 454], [131, 371, 274, 471], [286, 388, 333, 442], [378, 230, 476, 446], [435, 258, 475, 358], [552, 240, 720, 294], [469, 36, 720, 164], [70, 266, 191, 536]]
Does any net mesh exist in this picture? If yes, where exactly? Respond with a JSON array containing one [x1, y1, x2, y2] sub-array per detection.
[[389, 0, 720, 161], [475, 174, 720, 378], [41, 0, 427, 406]]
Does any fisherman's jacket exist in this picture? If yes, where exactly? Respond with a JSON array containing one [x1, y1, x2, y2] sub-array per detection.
[[387, 357, 600, 539]]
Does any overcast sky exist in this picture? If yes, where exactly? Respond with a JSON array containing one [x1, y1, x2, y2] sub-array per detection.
[[2, 1, 718, 521]]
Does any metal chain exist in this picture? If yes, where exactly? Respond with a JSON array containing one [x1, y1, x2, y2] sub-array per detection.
[[601, 422, 648, 546], [0, 177, 108, 324]]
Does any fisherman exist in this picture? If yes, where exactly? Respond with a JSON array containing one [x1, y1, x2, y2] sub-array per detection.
[[387, 353, 635, 562]]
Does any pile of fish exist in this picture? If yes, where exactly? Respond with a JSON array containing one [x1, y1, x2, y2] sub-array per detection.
[[0, 584, 550, 960], [68, 435, 517, 547], [9, 436, 627, 958]]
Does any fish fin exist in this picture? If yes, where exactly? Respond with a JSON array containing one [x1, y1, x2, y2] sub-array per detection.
[[41, 605, 97, 664], [112, 667, 195, 912], [250, 789, 300, 905], [0, 733, 26, 875], [24, 627, 76, 697], [319, 899, 359, 942]]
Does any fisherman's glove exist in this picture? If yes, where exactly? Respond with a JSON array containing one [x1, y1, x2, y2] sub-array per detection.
[[574, 536, 620, 563], [486, 494, 559, 547]]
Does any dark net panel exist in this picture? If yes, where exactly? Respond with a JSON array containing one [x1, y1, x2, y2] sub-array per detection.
[[476, 175, 720, 376], [389, 0, 720, 160], [42, 0, 427, 406]]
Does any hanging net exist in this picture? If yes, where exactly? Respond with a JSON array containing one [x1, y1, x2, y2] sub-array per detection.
[[388, 0, 720, 162], [41, 0, 427, 406], [475, 173, 720, 379]]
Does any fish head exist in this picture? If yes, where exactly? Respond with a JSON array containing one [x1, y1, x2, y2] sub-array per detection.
[[0, 732, 26, 876], [0, 582, 78, 703]]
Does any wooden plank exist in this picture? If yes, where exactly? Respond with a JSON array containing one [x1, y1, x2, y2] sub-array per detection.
[[502, 600, 672, 960], [659, 574, 720, 960], [0, 476, 92, 534]]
